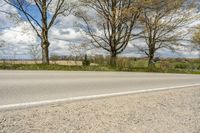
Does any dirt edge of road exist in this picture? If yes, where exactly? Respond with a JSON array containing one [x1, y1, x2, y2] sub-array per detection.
[[0, 86, 200, 133]]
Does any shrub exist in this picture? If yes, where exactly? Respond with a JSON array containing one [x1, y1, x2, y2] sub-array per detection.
[[133, 60, 148, 68], [198, 65, 200, 70], [82, 54, 91, 66], [116, 57, 133, 69], [175, 63, 190, 69], [158, 61, 173, 70]]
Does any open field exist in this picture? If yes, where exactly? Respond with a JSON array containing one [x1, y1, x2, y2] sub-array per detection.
[[0, 58, 200, 74], [0, 63, 200, 74], [0, 86, 199, 133], [0, 60, 97, 66]]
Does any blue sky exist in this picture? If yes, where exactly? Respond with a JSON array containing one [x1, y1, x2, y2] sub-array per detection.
[[0, 0, 200, 59]]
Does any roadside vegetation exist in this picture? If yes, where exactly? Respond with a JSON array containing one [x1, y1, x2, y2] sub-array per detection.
[[0, 0, 200, 73], [1, 57, 200, 74]]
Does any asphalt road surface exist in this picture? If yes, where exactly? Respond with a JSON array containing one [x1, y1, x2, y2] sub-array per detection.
[[0, 71, 200, 109]]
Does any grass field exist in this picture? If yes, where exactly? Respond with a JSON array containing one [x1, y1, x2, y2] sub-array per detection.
[[0, 58, 200, 74], [0, 60, 97, 66]]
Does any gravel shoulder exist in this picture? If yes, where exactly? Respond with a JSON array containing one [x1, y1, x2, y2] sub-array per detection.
[[0, 86, 200, 133]]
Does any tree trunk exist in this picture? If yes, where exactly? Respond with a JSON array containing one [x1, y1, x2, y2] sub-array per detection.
[[148, 53, 155, 68], [41, 41, 49, 64], [110, 52, 117, 67], [199, 51, 200, 63]]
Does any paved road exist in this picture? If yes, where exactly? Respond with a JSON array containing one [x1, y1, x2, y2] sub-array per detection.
[[0, 71, 200, 108]]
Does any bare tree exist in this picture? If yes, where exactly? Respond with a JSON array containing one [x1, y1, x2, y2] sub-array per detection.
[[0, 2, 20, 23], [3, 0, 73, 64], [0, 24, 5, 54], [77, 0, 141, 66], [0, 41, 5, 60], [68, 42, 94, 65], [0, 1, 20, 53], [192, 25, 200, 59], [135, 0, 196, 67], [27, 44, 41, 64]]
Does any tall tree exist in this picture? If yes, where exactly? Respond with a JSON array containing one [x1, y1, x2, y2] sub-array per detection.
[[77, 0, 141, 66], [192, 25, 200, 59], [135, 0, 196, 67], [3, 0, 73, 64]]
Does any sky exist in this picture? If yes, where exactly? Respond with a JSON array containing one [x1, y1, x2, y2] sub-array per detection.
[[0, 0, 200, 60]]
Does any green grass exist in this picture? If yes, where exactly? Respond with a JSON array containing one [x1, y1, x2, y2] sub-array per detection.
[[0, 63, 200, 74], [0, 63, 116, 71]]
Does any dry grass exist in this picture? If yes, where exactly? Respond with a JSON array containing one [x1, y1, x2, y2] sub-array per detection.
[[0, 60, 97, 66]]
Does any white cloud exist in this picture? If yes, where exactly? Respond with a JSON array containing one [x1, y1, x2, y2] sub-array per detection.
[[0, 0, 200, 59], [50, 27, 84, 41], [0, 0, 20, 28], [0, 22, 37, 44], [0, 12, 85, 59]]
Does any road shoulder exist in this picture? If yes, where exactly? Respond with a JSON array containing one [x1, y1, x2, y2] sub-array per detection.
[[0, 86, 200, 133]]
